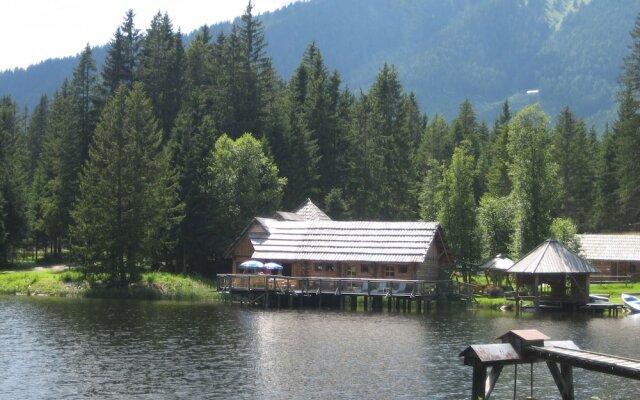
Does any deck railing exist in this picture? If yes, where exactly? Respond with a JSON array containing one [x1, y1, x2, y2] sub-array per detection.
[[217, 274, 460, 298]]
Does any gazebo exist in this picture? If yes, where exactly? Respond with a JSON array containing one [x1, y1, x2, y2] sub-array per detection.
[[507, 238, 599, 311], [479, 254, 514, 287]]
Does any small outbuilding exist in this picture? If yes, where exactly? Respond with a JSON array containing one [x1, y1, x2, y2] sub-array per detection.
[[479, 254, 514, 287], [507, 238, 599, 309]]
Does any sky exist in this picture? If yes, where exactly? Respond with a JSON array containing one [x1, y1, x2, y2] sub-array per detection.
[[0, 0, 297, 72]]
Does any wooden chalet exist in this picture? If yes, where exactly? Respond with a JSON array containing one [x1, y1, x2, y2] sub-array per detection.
[[578, 233, 640, 282], [507, 238, 599, 310], [225, 199, 453, 281]]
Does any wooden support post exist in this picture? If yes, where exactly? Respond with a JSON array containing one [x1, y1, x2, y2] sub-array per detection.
[[387, 296, 392, 312], [546, 362, 575, 400], [408, 299, 412, 313], [471, 366, 487, 400], [340, 293, 344, 310], [417, 298, 422, 313], [364, 296, 368, 311], [484, 365, 503, 399]]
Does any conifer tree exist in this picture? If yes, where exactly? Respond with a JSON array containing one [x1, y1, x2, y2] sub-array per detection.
[[485, 102, 512, 197], [613, 87, 640, 229], [101, 10, 141, 96], [35, 84, 81, 258], [26, 95, 48, 181], [0, 97, 28, 264], [137, 12, 184, 140], [72, 44, 100, 161], [169, 27, 218, 273], [592, 126, 619, 231], [551, 106, 595, 230], [71, 84, 182, 284]]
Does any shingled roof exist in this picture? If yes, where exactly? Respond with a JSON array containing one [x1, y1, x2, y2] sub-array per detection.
[[247, 218, 446, 264], [578, 234, 640, 262], [508, 238, 598, 274], [291, 198, 332, 221]]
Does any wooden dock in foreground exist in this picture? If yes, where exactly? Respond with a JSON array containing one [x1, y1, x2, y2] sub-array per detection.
[[217, 274, 473, 311], [460, 329, 640, 400]]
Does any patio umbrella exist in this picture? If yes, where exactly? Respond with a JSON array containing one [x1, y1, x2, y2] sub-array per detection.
[[239, 260, 264, 270], [264, 262, 284, 271]]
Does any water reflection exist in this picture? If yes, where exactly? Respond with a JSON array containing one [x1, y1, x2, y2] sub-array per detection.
[[1, 296, 639, 399]]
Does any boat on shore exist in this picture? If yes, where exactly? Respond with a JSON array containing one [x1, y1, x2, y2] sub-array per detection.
[[621, 293, 640, 313]]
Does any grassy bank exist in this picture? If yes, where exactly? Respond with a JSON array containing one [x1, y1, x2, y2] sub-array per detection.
[[0, 268, 219, 301], [473, 282, 640, 309]]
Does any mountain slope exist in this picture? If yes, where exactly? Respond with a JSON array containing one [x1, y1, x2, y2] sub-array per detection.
[[1, 0, 638, 128]]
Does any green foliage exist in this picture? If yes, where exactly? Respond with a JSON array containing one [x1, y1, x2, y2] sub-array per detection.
[[71, 83, 183, 285], [206, 133, 286, 263], [477, 195, 515, 260], [0, 96, 29, 265], [507, 105, 559, 257], [551, 106, 596, 230], [437, 143, 479, 270], [549, 217, 581, 253]]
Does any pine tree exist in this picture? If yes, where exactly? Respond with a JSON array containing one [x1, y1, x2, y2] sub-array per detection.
[[137, 12, 184, 140], [551, 106, 595, 230], [592, 125, 619, 231], [101, 10, 141, 96], [485, 103, 512, 197], [26, 95, 48, 181], [72, 44, 100, 162], [0, 97, 28, 264], [34, 84, 81, 258], [169, 27, 218, 273], [71, 83, 182, 284], [613, 87, 640, 229]]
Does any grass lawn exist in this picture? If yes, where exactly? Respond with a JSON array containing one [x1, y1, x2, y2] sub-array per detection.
[[0, 267, 219, 301], [588, 281, 640, 303]]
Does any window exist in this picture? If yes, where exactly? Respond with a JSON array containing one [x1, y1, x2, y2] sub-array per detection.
[[346, 266, 356, 277], [314, 265, 323, 272], [361, 265, 369, 274], [399, 266, 408, 274], [385, 266, 395, 277]]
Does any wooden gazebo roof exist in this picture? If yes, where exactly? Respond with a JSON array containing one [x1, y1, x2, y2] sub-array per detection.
[[508, 238, 598, 274]]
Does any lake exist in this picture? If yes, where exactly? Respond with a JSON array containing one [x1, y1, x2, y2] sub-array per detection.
[[1, 296, 639, 399]]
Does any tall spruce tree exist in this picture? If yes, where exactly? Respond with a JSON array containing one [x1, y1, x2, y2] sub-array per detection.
[[613, 88, 640, 229], [551, 106, 595, 230], [35, 84, 81, 258], [592, 125, 619, 231], [137, 12, 184, 140], [101, 10, 141, 96], [169, 27, 219, 273], [485, 101, 512, 197], [0, 97, 28, 264], [72, 44, 100, 162], [71, 83, 182, 284]]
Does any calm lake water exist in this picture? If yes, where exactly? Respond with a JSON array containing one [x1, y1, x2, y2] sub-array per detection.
[[1, 296, 639, 399]]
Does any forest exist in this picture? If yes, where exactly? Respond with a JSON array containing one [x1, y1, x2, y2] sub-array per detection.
[[1, 3, 640, 283]]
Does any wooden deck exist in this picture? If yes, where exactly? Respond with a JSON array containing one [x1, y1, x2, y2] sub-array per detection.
[[217, 274, 473, 311], [461, 329, 640, 400]]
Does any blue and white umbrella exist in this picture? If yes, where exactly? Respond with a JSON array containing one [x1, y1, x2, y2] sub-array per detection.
[[239, 260, 264, 270], [264, 262, 284, 271]]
